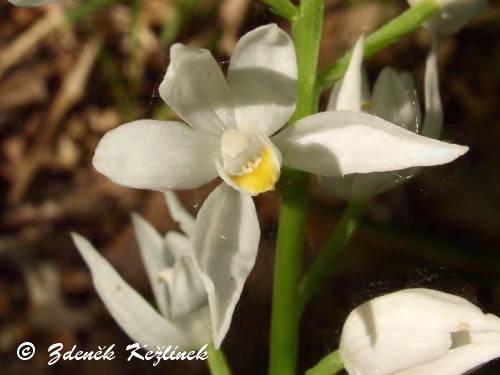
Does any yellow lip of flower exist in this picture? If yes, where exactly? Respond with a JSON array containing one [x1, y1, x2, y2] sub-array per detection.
[[229, 145, 279, 195]]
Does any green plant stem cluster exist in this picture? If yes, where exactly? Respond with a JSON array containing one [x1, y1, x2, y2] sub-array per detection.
[[269, 0, 324, 374], [267, 1, 440, 375]]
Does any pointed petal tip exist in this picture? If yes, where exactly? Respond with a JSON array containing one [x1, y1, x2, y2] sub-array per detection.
[[70, 232, 100, 266], [70, 232, 87, 248], [170, 42, 183, 50], [354, 34, 365, 46], [258, 23, 285, 39], [130, 212, 145, 225], [443, 143, 468, 162], [169, 43, 189, 58], [130, 213, 152, 236]]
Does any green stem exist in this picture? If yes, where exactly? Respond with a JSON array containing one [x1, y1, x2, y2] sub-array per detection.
[[269, 0, 323, 374], [206, 343, 232, 375], [98, 49, 136, 121], [305, 350, 344, 375], [161, 0, 201, 43], [261, 0, 299, 21], [299, 201, 363, 312], [290, 0, 324, 122], [317, 0, 439, 89], [270, 168, 310, 375], [65, 0, 121, 24]]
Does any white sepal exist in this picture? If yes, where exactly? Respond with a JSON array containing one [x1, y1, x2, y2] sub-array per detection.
[[421, 38, 443, 138], [167, 256, 208, 320], [165, 231, 191, 259], [70, 233, 203, 350], [371, 67, 420, 132], [228, 24, 297, 136], [164, 192, 196, 237], [191, 184, 260, 348], [131, 214, 171, 317], [93, 120, 220, 191], [331, 36, 365, 112], [159, 44, 235, 135], [274, 110, 468, 177]]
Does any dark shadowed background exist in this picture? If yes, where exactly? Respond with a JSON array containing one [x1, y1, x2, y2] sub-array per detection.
[[0, 0, 499, 373]]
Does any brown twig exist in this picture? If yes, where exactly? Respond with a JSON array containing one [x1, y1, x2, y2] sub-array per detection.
[[0, 6, 65, 80], [8, 39, 102, 204]]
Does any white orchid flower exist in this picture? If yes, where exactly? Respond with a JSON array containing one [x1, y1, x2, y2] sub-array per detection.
[[71, 184, 259, 349], [92, 24, 467, 213], [321, 37, 453, 200], [339, 288, 500, 375], [407, 0, 487, 36], [7, 0, 57, 6]]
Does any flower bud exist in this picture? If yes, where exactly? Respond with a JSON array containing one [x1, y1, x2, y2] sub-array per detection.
[[408, 0, 487, 35], [339, 288, 500, 375], [7, 0, 57, 6]]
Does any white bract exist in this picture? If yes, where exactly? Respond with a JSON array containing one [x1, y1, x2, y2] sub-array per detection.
[[339, 288, 500, 375], [322, 37, 447, 200], [93, 24, 467, 215], [71, 185, 259, 349], [407, 0, 487, 35], [7, 0, 57, 6]]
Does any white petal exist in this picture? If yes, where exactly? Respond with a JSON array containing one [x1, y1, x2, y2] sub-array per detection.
[[70, 233, 204, 350], [393, 339, 500, 375], [273, 111, 468, 177], [340, 330, 452, 375], [398, 71, 423, 130], [159, 44, 235, 135], [8, 0, 56, 5], [164, 192, 196, 236], [93, 120, 220, 191], [372, 68, 420, 132], [421, 38, 443, 139], [167, 256, 207, 320], [326, 80, 343, 111], [330, 36, 365, 111], [227, 24, 297, 136], [327, 69, 370, 112], [131, 214, 171, 316], [164, 231, 191, 259], [191, 184, 260, 348]]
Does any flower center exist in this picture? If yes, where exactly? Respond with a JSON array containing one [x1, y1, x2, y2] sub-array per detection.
[[220, 130, 280, 195]]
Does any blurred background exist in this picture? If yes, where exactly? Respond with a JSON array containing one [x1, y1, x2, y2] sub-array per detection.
[[0, 0, 499, 373]]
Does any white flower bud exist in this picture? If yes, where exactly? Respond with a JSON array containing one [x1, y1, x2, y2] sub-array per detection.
[[408, 0, 487, 35], [7, 0, 57, 6], [339, 288, 500, 375]]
